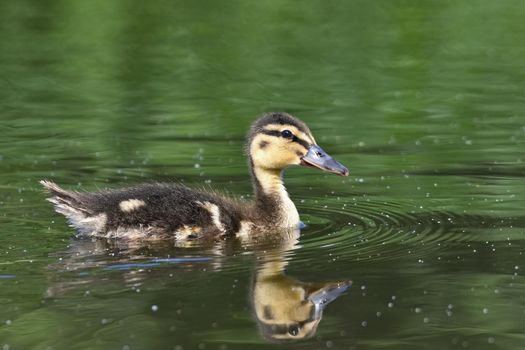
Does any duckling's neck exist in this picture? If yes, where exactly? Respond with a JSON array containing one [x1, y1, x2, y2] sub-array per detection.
[[251, 166, 300, 228]]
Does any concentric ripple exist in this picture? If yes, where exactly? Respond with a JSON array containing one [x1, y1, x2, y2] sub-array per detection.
[[41, 196, 523, 278], [295, 196, 520, 263]]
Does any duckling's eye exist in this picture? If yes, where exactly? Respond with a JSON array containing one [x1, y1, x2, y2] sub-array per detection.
[[281, 129, 293, 139], [288, 325, 299, 336]]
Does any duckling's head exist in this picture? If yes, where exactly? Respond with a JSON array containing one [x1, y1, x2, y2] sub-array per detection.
[[248, 112, 348, 176]]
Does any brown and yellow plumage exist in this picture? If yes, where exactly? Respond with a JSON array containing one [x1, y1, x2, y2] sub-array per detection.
[[41, 112, 348, 240]]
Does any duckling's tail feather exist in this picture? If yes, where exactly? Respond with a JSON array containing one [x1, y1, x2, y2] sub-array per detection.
[[40, 180, 88, 211], [40, 180, 104, 236]]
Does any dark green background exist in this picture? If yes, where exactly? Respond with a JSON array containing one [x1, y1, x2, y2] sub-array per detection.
[[1, 1, 524, 349]]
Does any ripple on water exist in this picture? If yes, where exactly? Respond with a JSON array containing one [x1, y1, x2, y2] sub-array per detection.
[[42, 196, 522, 277], [296, 197, 520, 263]]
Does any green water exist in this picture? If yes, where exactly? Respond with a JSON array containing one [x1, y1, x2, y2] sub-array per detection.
[[1, 1, 525, 349]]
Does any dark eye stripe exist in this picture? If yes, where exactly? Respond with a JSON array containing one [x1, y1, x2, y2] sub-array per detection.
[[260, 130, 310, 149], [260, 129, 283, 138], [292, 135, 310, 149]]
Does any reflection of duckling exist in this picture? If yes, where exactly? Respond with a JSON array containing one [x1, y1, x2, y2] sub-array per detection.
[[41, 112, 348, 239], [252, 250, 351, 341]]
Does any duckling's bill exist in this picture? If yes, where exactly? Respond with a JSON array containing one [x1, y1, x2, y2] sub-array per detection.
[[300, 144, 349, 176]]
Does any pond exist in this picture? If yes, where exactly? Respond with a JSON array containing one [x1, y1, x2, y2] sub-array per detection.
[[1, 1, 524, 349]]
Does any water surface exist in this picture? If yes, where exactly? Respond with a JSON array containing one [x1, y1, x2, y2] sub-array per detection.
[[1, 1, 525, 349]]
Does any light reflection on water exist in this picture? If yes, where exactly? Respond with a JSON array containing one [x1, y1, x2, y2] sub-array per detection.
[[1, 197, 523, 349], [40, 236, 353, 345]]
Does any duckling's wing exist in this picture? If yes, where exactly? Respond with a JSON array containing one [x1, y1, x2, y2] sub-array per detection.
[[41, 181, 241, 238]]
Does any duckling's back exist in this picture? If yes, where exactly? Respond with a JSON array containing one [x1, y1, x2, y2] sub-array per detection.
[[41, 181, 243, 239]]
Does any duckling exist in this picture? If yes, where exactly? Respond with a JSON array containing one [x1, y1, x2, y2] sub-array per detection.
[[252, 248, 351, 341], [41, 112, 348, 239]]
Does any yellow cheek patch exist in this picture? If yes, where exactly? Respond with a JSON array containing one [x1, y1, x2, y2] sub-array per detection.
[[250, 134, 302, 171]]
